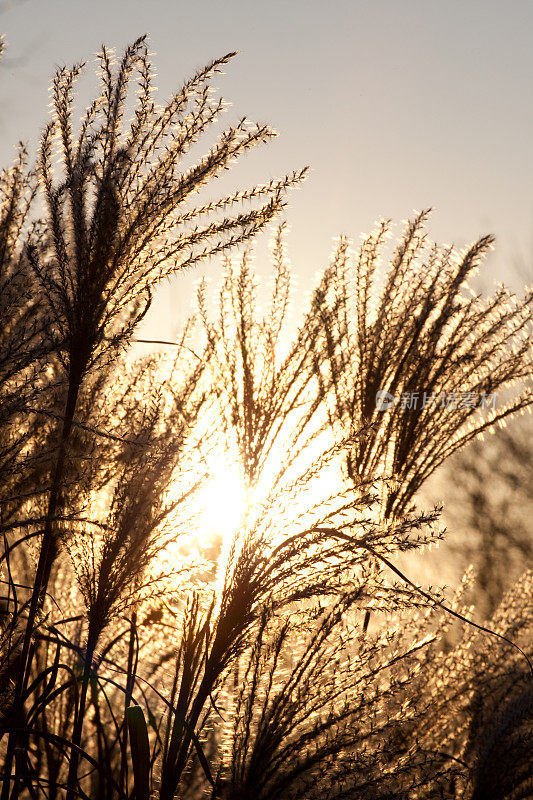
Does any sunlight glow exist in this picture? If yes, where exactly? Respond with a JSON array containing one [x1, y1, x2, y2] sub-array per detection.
[[196, 457, 249, 542]]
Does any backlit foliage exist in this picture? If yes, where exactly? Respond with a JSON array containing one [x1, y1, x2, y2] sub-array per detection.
[[0, 38, 531, 800], [315, 211, 533, 518]]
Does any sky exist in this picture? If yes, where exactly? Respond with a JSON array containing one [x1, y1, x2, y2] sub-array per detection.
[[1, 0, 532, 341]]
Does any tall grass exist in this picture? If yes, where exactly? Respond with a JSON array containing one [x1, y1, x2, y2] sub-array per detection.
[[315, 211, 533, 519], [0, 38, 531, 800]]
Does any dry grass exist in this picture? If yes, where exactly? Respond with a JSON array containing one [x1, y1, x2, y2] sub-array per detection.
[[0, 38, 531, 800]]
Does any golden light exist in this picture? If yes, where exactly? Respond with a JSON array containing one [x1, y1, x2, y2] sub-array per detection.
[[160, 411, 349, 598], [195, 454, 249, 542]]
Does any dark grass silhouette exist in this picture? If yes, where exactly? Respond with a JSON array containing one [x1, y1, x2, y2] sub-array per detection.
[[0, 37, 531, 800]]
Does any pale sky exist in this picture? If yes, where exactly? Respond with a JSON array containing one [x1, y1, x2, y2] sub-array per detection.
[[1, 0, 532, 340]]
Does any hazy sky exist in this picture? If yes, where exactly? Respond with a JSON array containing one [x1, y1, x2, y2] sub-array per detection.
[[1, 0, 532, 339]]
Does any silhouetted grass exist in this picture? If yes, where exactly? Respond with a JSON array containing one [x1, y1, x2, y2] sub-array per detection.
[[0, 37, 531, 800]]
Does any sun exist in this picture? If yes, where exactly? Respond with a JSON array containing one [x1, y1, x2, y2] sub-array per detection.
[[162, 421, 347, 595], [196, 455, 249, 542], [155, 442, 250, 586]]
